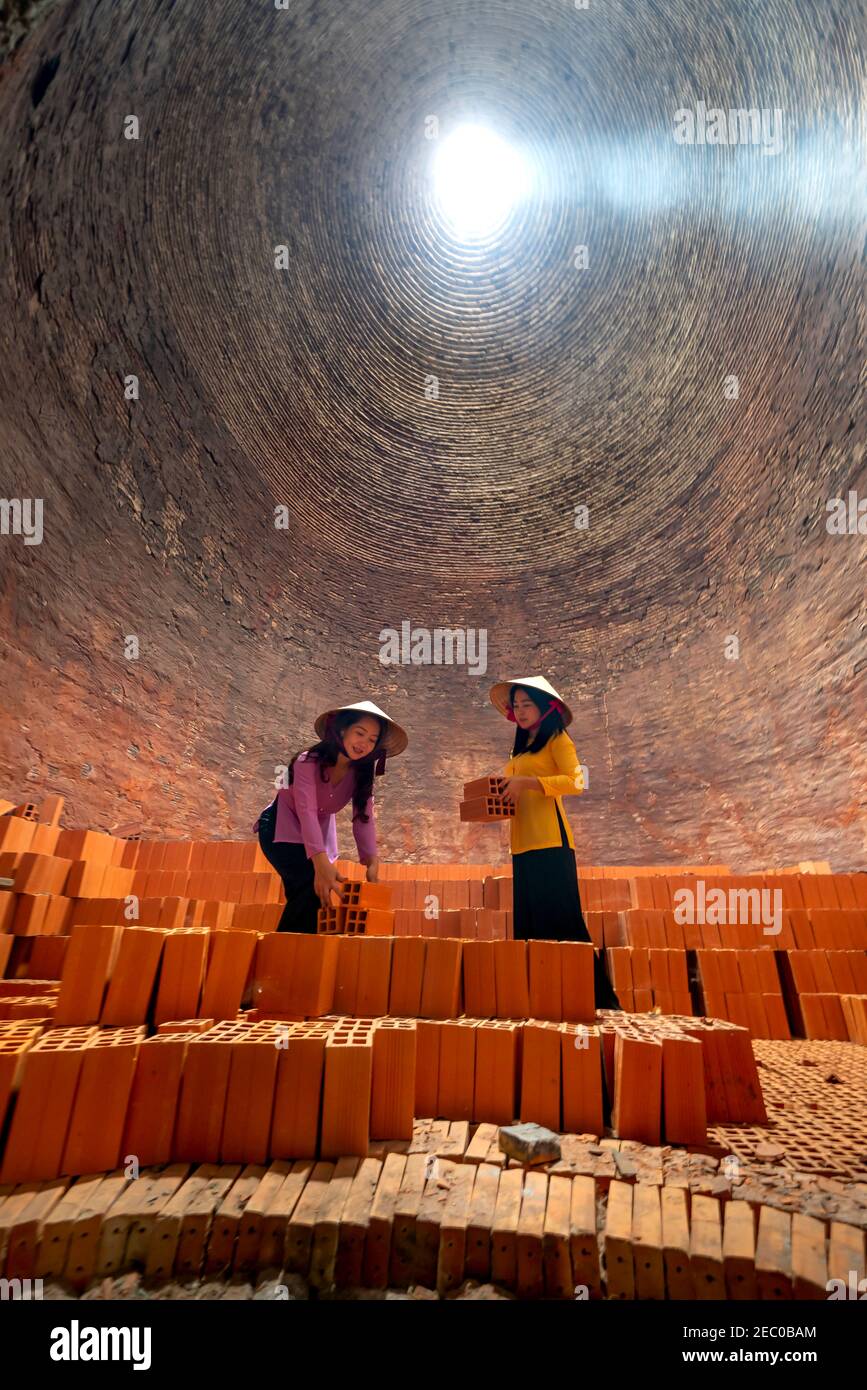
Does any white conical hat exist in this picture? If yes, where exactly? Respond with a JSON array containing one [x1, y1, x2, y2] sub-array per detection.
[[314, 699, 408, 756], [489, 676, 573, 727]]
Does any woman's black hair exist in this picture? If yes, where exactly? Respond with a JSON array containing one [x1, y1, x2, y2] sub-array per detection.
[[287, 710, 385, 820], [510, 684, 566, 756]]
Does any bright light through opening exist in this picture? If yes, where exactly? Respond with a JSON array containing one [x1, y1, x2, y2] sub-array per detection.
[[431, 124, 531, 239]]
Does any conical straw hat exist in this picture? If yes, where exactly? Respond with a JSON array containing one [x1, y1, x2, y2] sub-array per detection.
[[488, 676, 573, 727], [314, 699, 408, 756]]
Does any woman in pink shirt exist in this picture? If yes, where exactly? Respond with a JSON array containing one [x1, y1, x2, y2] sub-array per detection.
[[253, 699, 408, 933]]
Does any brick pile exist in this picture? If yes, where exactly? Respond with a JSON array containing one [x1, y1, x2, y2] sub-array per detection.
[[2, 797, 866, 1299]]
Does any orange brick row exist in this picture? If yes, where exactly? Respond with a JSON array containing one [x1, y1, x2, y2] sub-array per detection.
[[0, 1008, 773, 1181], [0, 1016, 418, 1181], [389, 906, 511, 938], [607, 946, 694, 1017], [594, 906, 867, 951]]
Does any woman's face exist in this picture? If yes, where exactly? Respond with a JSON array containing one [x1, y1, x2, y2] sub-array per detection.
[[511, 688, 541, 730], [341, 714, 382, 760]]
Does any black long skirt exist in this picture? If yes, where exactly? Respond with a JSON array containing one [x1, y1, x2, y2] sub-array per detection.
[[512, 806, 621, 1010], [256, 801, 320, 934]]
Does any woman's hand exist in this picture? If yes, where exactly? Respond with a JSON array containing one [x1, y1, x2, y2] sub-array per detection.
[[364, 856, 380, 883], [501, 775, 539, 805], [312, 853, 345, 909]]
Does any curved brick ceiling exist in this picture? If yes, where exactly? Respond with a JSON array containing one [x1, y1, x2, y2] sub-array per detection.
[[0, 0, 864, 865]]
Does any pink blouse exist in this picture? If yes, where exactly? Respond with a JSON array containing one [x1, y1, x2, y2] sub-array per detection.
[[252, 751, 377, 863]]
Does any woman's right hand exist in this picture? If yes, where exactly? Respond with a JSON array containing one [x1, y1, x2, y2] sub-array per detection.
[[312, 853, 345, 909]]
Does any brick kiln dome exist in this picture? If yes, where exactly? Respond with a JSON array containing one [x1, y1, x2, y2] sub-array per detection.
[[0, 1, 863, 864]]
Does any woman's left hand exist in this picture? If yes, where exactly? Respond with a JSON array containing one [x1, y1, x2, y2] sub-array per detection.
[[501, 776, 533, 805], [365, 856, 380, 882]]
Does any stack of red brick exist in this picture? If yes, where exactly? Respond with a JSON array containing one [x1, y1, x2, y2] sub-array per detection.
[[459, 776, 515, 822], [0, 1003, 766, 1182], [317, 880, 395, 935], [0, 798, 864, 1195]]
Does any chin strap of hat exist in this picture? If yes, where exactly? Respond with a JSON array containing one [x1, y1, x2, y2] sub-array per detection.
[[506, 697, 564, 726]]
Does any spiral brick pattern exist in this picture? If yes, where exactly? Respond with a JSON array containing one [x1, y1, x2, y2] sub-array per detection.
[[0, 0, 863, 864]]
